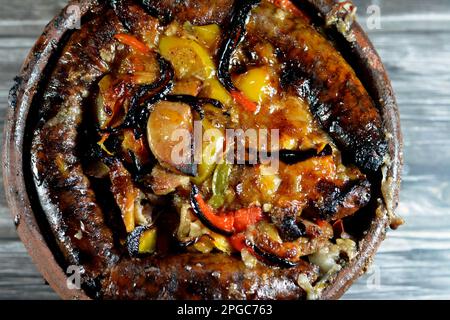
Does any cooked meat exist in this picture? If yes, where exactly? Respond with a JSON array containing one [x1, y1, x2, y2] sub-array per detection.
[[247, 2, 387, 172], [31, 11, 124, 279], [102, 253, 317, 299]]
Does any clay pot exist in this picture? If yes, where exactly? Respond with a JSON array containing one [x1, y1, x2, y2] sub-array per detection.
[[2, 0, 402, 300]]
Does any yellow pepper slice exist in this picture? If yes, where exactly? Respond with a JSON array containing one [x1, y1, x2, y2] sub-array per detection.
[[138, 228, 157, 254], [191, 24, 221, 49], [234, 67, 274, 104], [201, 78, 233, 106], [159, 36, 216, 80]]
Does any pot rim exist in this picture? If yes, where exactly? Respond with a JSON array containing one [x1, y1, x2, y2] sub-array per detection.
[[2, 0, 402, 300]]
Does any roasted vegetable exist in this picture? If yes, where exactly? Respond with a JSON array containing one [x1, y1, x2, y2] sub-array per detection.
[[279, 144, 333, 165], [208, 163, 232, 209], [190, 23, 221, 49], [234, 66, 274, 104], [217, 0, 262, 112], [159, 36, 215, 80], [191, 118, 225, 185], [190, 185, 264, 236], [250, 242, 299, 268], [119, 55, 174, 134], [96, 75, 132, 130], [234, 207, 264, 233], [147, 100, 196, 176], [126, 226, 157, 256], [109, 159, 148, 232], [190, 185, 234, 235], [114, 33, 151, 54], [201, 78, 233, 106]]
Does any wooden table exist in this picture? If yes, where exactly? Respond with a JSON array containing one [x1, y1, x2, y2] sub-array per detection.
[[1, 0, 449, 300]]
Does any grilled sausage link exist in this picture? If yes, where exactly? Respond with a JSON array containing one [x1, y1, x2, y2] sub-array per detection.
[[151, 0, 235, 25], [31, 9, 124, 279], [102, 253, 317, 299], [247, 1, 387, 173]]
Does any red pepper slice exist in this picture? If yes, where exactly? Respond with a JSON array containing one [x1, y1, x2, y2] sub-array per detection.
[[191, 185, 234, 235], [316, 219, 328, 229], [114, 34, 151, 55], [233, 207, 264, 233], [230, 90, 258, 113], [229, 233, 248, 252], [190, 185, 264, 236]]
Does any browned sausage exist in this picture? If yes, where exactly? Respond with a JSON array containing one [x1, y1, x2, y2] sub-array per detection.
[[102, 253, 317, 299], [31, 9, 124, 279], [306, 179, 372, 221], [247, 1, 387, 173], [152, 0, 235, 25]]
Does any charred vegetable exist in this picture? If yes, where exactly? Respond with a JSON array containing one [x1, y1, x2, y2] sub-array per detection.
[[250, 242, 299, 268], [126, 225, 157, 256], [217, 0, 262, 112], [190, 185, 234, 235], [208, 163, 232, 209], [120, 55, 175, 135], [279, 144, 333, 165], [190, 185, 264, 236]]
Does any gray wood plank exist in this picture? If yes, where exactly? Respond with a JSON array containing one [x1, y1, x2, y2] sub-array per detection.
[[0, 241, 58, 300]]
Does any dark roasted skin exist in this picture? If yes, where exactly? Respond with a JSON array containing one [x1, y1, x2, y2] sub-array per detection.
[[117, 55, 174, 136], [279, 144, 333, 165], [112, 0, 237, 27], [31, 10, 123, 280], [102, 253, 316, 299], [150, 0, 235, 25], [306, 179, 372, 221], [270, 207, 306, 242], [247, 2, 387, 173], [30, 0, 385, 300]]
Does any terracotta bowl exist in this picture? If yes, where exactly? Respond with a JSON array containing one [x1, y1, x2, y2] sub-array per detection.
[[2, 0, 402, 300]]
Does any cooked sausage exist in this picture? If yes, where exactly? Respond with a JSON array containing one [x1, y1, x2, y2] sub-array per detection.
[[102, 253, 316, 299], [247, 1, 387, 173], [31, 10, 124, 278], [152, 0, 235, 25], [306, 179, 372, 220]]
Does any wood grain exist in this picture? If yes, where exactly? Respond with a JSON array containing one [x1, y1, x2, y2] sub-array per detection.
[[0, 0, 449, 300]]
